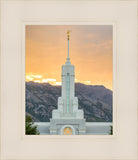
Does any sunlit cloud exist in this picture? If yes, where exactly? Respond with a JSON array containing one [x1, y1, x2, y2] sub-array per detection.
[[41, 78, 56, 83], [84, 81, 91, 84], [46, 79, 56, 82], [26, 74, 42, 81], [26, 74, 111, 89], [26, 75, 34, 81], [26, 74, 61, 85], [55, 82, 61, 85], [34, 80, 41, 83], [33, 75, 42, 78], [41, 78, 57, 84], [42, 79, 48, 83]]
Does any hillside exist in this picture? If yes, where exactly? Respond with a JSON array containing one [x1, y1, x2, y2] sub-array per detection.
[[26, 82, 112, 122]]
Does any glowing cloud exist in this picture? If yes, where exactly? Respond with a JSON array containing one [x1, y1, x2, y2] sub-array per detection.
[[34, 80, 41, 83], [26, 76, 34, 81], [84, 81, 91, 84], [42, 79, 48, 83], [55, 82, 61, 85], [33, 75, 42, 78], [46, 79, 56, 82]]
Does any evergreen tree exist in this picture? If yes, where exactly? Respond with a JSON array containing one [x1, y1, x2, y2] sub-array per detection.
[[110, 125, 113, 135], [26, 115, 40, 135]]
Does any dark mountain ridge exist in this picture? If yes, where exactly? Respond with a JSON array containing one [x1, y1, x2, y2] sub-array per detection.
[[26, 82, 112, 122]]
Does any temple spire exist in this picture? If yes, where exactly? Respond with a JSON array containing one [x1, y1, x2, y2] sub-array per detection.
[[66, 30, 71, 65]]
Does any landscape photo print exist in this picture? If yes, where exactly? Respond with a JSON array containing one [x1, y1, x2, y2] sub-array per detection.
[[25, 25, 113, 135]]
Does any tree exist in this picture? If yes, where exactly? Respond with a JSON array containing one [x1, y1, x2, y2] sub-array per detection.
[[26, 115, 40, 135], [110, 125, 113, 135]]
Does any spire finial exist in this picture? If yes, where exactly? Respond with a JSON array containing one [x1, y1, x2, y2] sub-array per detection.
[[66, 30, 71, 65], [67, 30, 70, 40]]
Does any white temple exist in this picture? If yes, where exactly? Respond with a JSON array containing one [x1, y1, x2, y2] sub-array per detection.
[[49, 31, 86, 135], [34, 31, 112, 135]]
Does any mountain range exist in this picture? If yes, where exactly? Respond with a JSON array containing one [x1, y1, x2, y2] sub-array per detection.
[[26, 82, 112, 122]]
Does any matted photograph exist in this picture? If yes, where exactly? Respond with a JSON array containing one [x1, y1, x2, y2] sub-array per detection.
[[25, 25, 113, 135], [1, 0, 137, 159]]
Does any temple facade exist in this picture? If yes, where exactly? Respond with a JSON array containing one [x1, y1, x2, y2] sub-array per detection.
[[49, 31, 86, 135]]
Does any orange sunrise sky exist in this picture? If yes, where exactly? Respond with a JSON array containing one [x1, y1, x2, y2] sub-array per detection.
[[26, 25, 113, 90]]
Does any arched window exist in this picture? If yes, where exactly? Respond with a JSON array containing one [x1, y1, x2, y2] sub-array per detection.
[[63, 127, 72, 135]]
